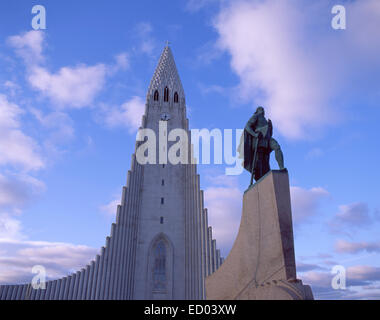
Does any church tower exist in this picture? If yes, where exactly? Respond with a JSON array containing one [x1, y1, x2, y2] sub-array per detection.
[[131, 45, 222, 299], [0, 45, 223, 300]]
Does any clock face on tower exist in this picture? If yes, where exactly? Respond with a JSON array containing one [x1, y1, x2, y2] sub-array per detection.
[[160, 112, 171, 121]]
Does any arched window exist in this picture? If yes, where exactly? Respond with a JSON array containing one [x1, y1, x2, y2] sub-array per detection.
[[164, 87, 169, 102], [154, 90, 159, 101], [153, 241, 166, 291], [174, 92, 178, 103]]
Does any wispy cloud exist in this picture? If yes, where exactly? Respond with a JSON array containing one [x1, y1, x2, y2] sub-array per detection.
[[0, 94, 44, 171], [301, 265, 380, 299], [3, 81, 20, 97], [329, 202, 372, 233], [0, 173, 45, 212], [290, 186, 329, 224], [185, 0, 221, 12], [30, 108, 75, 145], [100, 196, 120, 216], [113, 52, 129, 71], [305, 148, 324, 160], [0, 214, 24, 242], [134, 22, 156, 56], [296, 262, 325, 272], [195, 41, 223, 66], [99, 96, 145, 133], [335, 240, 380, 254]]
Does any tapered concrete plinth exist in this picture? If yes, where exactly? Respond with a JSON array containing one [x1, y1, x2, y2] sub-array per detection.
[[205, 170, 313, 300]]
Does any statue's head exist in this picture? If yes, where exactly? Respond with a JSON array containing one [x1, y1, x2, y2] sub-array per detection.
[[255, 106, 265, 115]]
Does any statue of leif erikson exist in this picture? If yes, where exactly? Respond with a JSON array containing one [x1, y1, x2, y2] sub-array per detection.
[[238, 106, 285, 187]]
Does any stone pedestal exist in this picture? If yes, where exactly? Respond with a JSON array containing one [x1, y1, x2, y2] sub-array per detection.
[[205, 170, 313, 300]]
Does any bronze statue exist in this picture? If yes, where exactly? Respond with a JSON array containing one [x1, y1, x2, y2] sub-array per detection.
[[238, 106, 284, 186]]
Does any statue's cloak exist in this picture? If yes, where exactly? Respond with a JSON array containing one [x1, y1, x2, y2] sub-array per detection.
[[237, 116, 272, 174], [237, 129, 256, 173]]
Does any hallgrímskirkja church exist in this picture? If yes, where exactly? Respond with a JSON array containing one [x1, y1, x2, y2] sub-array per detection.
[[0, 45, 223, 300]]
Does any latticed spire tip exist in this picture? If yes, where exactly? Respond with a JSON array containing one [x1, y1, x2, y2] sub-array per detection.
[[147, 44, 185, 99]]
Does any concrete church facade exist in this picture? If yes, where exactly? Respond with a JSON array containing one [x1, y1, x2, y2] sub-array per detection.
[[0, 45, 223, 300]]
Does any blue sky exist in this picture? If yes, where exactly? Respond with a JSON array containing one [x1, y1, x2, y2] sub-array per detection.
[[0, 0, 380, 299]]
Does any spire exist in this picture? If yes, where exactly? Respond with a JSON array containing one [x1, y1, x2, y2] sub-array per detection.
[[147, 44, 185, 100]]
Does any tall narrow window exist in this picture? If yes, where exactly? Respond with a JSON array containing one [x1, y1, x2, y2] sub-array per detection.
[[154, 90, 159, 101], [161, 197, 164, 204], [174, 92, 178, 103], [153, 241, 166, 291], [164, 87, 169, 102]]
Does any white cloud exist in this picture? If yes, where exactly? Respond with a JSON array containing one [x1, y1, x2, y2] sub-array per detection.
[[0, 94, 45, 254], [214, 1, 330, 139], [106, 52, 130, 75], [299, 269, 357, 299], [0, 93, 21, 128], [0, 94, 44, 171], [206, 174, 238, 188], [204, 175, 242, 255], [0, 239, 97, 284], [0, 214, 24, 242], [7, 31, 44, 64], [28, 64, 107, 108], [100, 197, 120, 216], [0, 129, 43, 171], [213, 0, 380, 139], [114, 52, 129, 71], [301, 270, 332, 289], [101, 96, 145, 133], [290, 186, 329, 224], [7, 31, 128, 109]]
